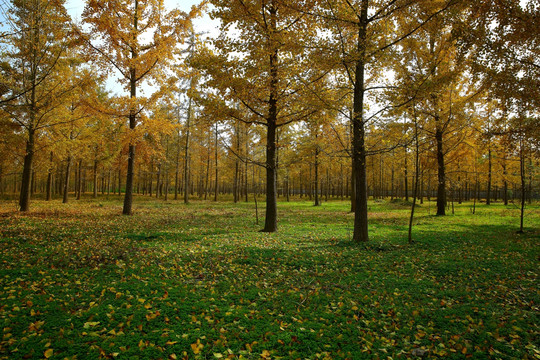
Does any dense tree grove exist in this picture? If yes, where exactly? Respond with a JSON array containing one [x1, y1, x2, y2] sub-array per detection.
[[0, 0, 538, 239]]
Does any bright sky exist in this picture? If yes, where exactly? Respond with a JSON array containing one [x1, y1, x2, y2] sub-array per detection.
[[65, 0, 218, 96], [65, 0, 217, 35]]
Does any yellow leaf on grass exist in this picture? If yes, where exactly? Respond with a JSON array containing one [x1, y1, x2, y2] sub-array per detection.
[[191, 340, 203, 354], [44, 349, 54, 358]]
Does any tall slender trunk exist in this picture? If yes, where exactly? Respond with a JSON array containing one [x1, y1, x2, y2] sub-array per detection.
[[205, 139, 210, 200], [46, 151, 54, 201], [233, 122, 240, 203], [184, 97, 192, 204], [93, 159, 98, 198], [164, 138, 169, 201], [325, 167, 330, 202], [118, 168, 122, 195], [340, 163, 344, 200], [262, 12, 279, 232], [174, 129, 180, 200], [76, 160, 82, 200], [404, 146, 409, 201], [122, 0, 139, 215], [352, 0, 369, 242], [503, 158, 508, 205], [107, 169, 111, 196], [409, 108, 420, 243], [391, 150, 395, 200], [435, 123, 446, 216], [148, 160, 153, 196], [19, 129, 35, 211], [314, 134, 320, 206], [245, 126, 249, 202], [156, 163, 161, 198], [63, 155, 71, 203], [486, 146, 492, 205], [214, 123, 219, 201], [518, 137, 526, 233]]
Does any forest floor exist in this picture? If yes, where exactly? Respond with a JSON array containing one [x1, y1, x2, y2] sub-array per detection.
[[0, 196, 538, 359]]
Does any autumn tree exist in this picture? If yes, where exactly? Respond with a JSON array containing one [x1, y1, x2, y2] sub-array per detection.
[[0, 0, 79, 211], [81, 0, 203, 215], [306, 0, 461, 241], [194, 0, 322, 232]]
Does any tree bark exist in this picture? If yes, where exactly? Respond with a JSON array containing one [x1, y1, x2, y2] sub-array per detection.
[[261, 18, 279, 232], [409, 108, 420, 244], [214, 123, 219, 201], [184, 97, 192, 204], [46, 151, 54, 201], [404, 146, 409, 201], [314, 132, 320, 206], [19, 128, 35, 211], [435, 123, 446, 216], [486, 146, 492, 205], [76, 160, 82, 200], [352, 0, 369, 242], [233, 121, 240, 203], [519, 138, 525, 233], [63, 156, 71, 204], [93, 159, 98, 198], [122, 0, 139, 215]]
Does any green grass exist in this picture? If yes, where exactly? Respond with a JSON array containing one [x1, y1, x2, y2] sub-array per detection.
[[0, 196, 538, 359]]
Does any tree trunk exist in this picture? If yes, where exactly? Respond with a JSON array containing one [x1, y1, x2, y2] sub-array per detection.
[[122, 2, 139, 215], [390, 151, 395, 200], [503, 159, 508, 205], [164, 138, 169, 201], [435, 124, 446, 216], [245, 126, 249, 202], [63, 156, 72, 203], [262, 117, 278, 232], [518, 138, 525, 233], [314, 139, 320, 206], [352, 0, 369, 242], [46, 151, 54, 201], [93, 159, 98, 198], [156, 163, 161, 198], [76, 160, 82, 200], [118, 167, 122, 195], [408, 109, 420, 244], [261, 31, 279, 232], [214, 123, 219, 201], [486, 146, 492, 205], [184, 97, 192, 204], [19, 129, 35, 211], [205, 141, 210, 200], [233, 122, 240, 203], [404, 146, 409, 201]]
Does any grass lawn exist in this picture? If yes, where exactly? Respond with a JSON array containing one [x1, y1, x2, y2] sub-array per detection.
[[0, 196, 538, 359]]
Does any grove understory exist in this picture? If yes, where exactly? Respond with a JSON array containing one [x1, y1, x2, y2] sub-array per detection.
[[0, 197, 538, 359]]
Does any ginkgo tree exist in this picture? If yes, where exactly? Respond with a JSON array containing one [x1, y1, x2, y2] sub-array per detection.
[[308, 0, 459, 241], [81, 0, 204, 215], [1, 0, 79, 212], [194, 0, 324, 232]]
